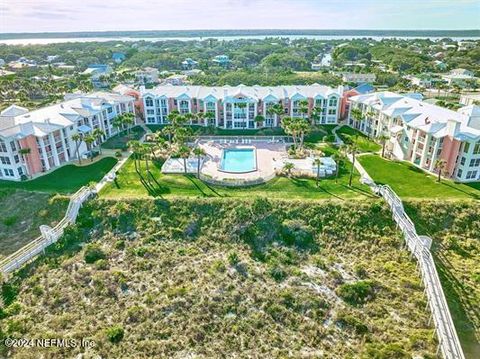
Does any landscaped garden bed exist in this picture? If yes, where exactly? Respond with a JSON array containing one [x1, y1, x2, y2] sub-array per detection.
[[101, 126, 146, 150]]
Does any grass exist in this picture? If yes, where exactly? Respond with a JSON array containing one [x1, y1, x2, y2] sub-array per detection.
[[0, 157, 118, 194], [0, 189, 69, 258], [358, 154, 480, 200], [101, 126, 145, 150], [99, 156, 372, 201], [1, 199, 437, 358], [404, 201, 480, 358], [337, 126, 382, 153]]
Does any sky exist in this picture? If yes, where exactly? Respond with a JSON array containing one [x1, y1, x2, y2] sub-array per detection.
[[0, 0, 479, 33]]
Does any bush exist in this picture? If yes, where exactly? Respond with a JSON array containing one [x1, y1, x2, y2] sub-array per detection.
[[84, 244, 106, 264], [336, 312, 369, 334], [2, 216, 17, 226], [106, 325, 124, 343], [115, 150, 123, 157], [337, 280, 376, 306]]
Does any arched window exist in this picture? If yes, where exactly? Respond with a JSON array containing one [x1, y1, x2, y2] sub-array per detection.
[[328, 96, 338, 107], [145, 97, 154, 107]]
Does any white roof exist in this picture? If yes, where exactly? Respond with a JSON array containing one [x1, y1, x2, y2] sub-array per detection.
[[350, 91, 480, 140], [143, 84, 343, 101], [0, 92, 134, 140]]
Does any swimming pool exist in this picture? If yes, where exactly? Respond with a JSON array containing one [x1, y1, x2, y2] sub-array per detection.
[[220, 148, 256, 173]]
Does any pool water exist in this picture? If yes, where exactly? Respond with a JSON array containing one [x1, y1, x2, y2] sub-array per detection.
[[220, 149, 256, 173]]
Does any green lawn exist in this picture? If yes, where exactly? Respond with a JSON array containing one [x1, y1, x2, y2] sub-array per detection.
[[358, 154, 480, 200], [337, 126, 382, 153], [0, 157, 118, 194], [100, 157, 372, 200], [101, 126, 145, 150]]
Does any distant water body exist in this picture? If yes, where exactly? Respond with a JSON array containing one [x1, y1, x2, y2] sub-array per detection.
[[1, 34, 479, 45]]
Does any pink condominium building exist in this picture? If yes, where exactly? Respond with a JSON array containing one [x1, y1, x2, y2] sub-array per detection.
[[0, 92, 135, 181], [142, 84, 344, 129], [349, 92, 480, 183]]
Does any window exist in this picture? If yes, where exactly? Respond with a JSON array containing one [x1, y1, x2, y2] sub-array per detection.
[[145, 97, 154, 107], [469, 158, 480, 167], [147, 109, 155, 115], [463, 142, 470, 153], [457, 168, 463, 178], [0, 141, 7, 152], [3, 168, 14, 177], [466, 170, 478, 180], [10, 141, 16, 152], [107, 107, 113, 114], [0, 156, 11, 165], [328, 108, 336, 115], [14, 155, 19, 163], [474, 142, 480, 155], [17, 167, 23, 176], [460, 157, 466, 166], [328, 97, 338, 107]]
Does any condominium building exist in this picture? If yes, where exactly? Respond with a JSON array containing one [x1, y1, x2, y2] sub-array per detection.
[[142, 84, 343, 129], [349, 91, 480, 182], [0, 92, 135, 181]]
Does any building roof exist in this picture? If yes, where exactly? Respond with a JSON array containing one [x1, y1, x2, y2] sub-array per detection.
[[354, 83, 375, 94], [350, 91, 480, 141], [143, 84, 343, 102], [0, 92, 134, 140]]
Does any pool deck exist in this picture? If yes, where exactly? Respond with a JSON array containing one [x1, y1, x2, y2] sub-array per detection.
[[199, 140, 287, 181]]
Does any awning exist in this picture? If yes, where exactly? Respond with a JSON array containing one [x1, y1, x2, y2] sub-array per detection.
[[78, 124, 92, 133]]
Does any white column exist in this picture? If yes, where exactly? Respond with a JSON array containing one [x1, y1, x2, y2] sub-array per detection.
[[419, 134, 431, 168], [410, 131, 420, 163], [223, 102, 227, 129], [49, 133, 60, 167], [40, 137, 50, 171], [215, 102, 219, 127], [60, 130, 69, 162], [428, 138, 441, 172]]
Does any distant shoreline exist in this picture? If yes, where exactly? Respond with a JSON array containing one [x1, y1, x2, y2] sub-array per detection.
[[1, 29, 479, 40]]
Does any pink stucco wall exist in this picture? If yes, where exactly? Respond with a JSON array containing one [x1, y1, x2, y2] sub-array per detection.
[[19, 136, 43, 175], [440, 136, 461, 176], [340, 89, 359, 119]]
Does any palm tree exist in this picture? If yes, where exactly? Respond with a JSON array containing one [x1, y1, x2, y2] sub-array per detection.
[[350, 107, 363, 126], [92, 128, 105, 155], [142, 144, 151, 173], [18, 147, 31, 178], [178, 145, 191, 174], [254, 115, 265, 128], [128, 140, 141, 172], [283, 162, 294, 177], [313, 158, 323, 187], [123, 112, 135, 136], [346, 143, 358, 187], [378, 134, 390, 158], [434, 158, 447, 183], [332, 152, 346, 184], [71, 133, 83, 165], [84, 134, 96, 162], [112, 116, 124, 136], [193, 147, 206, 178], [267, 103, 284, 128]]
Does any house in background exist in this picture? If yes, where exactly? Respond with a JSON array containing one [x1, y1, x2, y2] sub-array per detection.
[[112, 52, 126, 64], [181, 58, 199, 70], [135, 67, 159, 84], [442, 68, 476, 87], [82, 64, 113, 88], [342, 72, 376, 84], [212, 55, 230, 67]]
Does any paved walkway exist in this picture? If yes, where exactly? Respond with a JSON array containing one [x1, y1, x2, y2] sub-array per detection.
[[332, 125, 344, 145]]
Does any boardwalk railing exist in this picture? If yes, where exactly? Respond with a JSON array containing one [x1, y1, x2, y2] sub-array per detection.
[[0, 186, 93, 275], [199, 172, 276, 187], [374, 184, 464, 359], [197, 135, 293, 144]]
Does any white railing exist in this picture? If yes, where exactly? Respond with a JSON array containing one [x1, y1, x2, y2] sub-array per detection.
[[375, 184, 465, 359], [197, 135, 293, 144], [0, 186, 93, 276]]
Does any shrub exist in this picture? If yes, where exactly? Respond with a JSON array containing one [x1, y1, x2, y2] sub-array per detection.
[[336, 312, 369, 334], [115, 150, 123, 157], [2, 216, 17, 226], [95, 259, 109, 270], [115, 240, 125, 250], [281, 219, 315, 250], [106, 325, 124, 343], [337, 280, 376, 306], [269, 266, 288, 282], [228, 251, 240, 266], [84, 244, 107, 264]]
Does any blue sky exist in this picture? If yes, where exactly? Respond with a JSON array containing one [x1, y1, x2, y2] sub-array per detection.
[[0, 0, 479, 33]]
